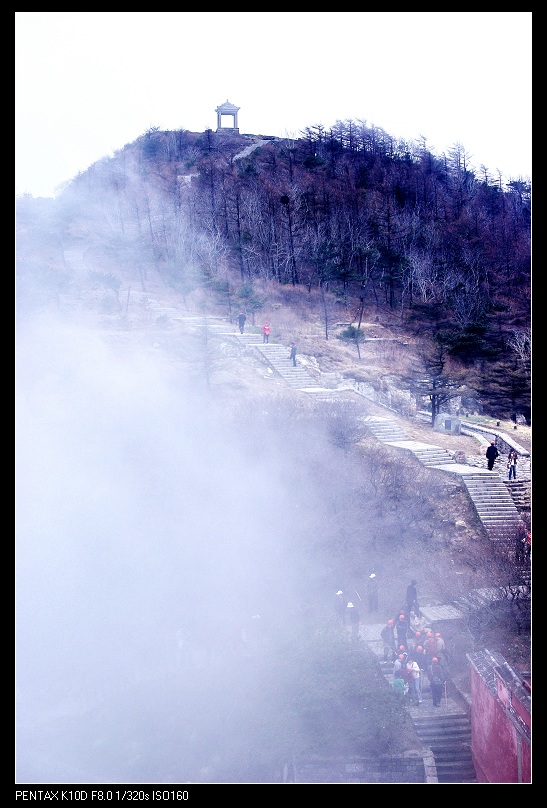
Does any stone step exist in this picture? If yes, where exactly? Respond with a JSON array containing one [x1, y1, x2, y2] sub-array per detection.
[[238, 350, 530, 562], [362, 416, 408, 441], [473, 500, 520, 508], [428, 743, 473, 755], [420, 736, 473, 751], [479, 517, 522, 527], [233, 339, 321, 389], [413, 714, 471, 728], [390, 446, 456, 465], [464, 478, 516, 488], [464, 485, 516, 495], [470, 505, 519, 513], [435, 765, 477, 783], [411, 713, 476, 782], [466, 493, 517, 501]]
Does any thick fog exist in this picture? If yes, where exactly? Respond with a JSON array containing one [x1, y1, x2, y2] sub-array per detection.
[[16, 312, 363, 783]]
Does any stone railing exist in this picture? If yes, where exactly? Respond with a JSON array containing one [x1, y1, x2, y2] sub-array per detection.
[[460, 423, 530, 457]]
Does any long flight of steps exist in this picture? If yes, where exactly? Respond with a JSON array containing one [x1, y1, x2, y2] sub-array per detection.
[[362, 416, 455, 465], [362, 416, 527, 551], [234, 332, 328, 390], [373, 641, 477, 784], [411, 713, 476, 783], [460, 471, 523, 543], [504, 479, 531, 512], [361, 415, 408, 442], [258, 343, 319, 388], [388, 442, 456, 467]]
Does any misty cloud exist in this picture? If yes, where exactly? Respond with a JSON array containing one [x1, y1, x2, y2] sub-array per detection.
[[16, 313, 360, 782]]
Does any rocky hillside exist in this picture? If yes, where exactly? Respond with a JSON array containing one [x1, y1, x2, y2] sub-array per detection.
[[56, 256, 531, 678]]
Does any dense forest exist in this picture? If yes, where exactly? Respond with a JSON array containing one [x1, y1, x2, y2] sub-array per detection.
[[16, 119, 531, 423]]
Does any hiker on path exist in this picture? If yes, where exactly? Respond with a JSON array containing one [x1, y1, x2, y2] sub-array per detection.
[[395, 613, 410, 649], [393, 652, 408, 678], [367, 573, 379, 612], [507, 450, 518, 479], [237, 310, 246, 334], [525, 530, 531, 560], [346, 602, 360, 641], [424, 630, 437, 663], [486, 440, 499, 470], [392, 673, 406, 700], [262, 321, 271, 343], [414, 644, 428, 672], [405, 655, 423, 705], [434, 632, 446, 656], [515, 530, 527, 563], [427, 657, 447, 707], [410, 611, 427, 633], [334, 590, 347, 626], [405, 580, 419, 615], [289, 340, 297, 366], [381, 619, 397, 662]]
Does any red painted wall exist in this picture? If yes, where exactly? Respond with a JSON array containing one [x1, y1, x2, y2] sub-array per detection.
[[470, 666, 531, 783]]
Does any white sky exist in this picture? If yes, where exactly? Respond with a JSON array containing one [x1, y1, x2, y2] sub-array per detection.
[[15, 12, 532, 199]]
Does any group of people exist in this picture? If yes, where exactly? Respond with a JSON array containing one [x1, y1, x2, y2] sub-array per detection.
[[391, 650, 447, 707], [379, 580, 449, 707], [236, 311, 297, 363], [384, 617, 448, 707], [334, 577, 421, 633], [334, 573, 380, 637], [485, 441, 520, 479], [238, 310, 271, 341], [333, 578, 450, 705]]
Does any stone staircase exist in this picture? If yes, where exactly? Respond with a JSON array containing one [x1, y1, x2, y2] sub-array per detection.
[[231, 332, 334, 392], [459, 471, 524, 544], [202, 316, 526, 784], [361, 415, 408, 442], [362, 416, 528, 551], [257, 343, 319, 388], [388, 441, 456, 467], [364, 628, 478, 784], [411, 713, 476, 783], [209, 319, 530, 577], [503, 479, 531, 512], [286, 754, 426, 783], [363, 417, 456, 466]]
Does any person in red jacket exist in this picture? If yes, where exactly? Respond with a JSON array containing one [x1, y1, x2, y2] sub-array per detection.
[[262, 321, 271, 343], [424, 630, 437, 661]]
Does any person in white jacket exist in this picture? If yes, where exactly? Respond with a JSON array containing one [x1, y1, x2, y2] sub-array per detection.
[[406, 656, 423, 705]]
